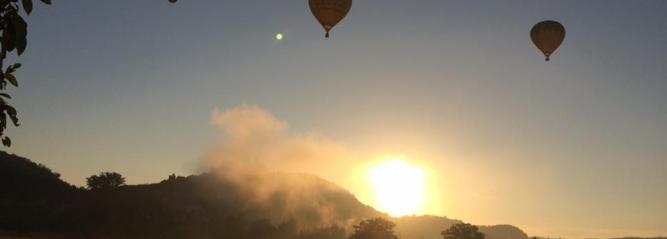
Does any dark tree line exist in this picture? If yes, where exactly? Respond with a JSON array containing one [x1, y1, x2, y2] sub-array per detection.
[[1, 152, 486, 239], [350, 218, 484, 239]]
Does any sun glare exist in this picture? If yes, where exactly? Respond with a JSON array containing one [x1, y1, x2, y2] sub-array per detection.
[[368, 159, 426, 216]]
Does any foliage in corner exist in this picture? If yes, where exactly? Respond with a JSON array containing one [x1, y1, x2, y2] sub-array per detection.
[[0, 0, 51, 147]]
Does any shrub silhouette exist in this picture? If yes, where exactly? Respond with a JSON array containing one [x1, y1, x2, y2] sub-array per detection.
[[349, 218, 399, 239], [441, 223, 485, 239], [86, 172, 125, 190]]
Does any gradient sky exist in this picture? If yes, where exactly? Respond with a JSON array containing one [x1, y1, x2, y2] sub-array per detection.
[[5, 1, 667, 238]]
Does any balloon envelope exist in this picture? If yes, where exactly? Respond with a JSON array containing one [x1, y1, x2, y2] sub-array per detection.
[[309, 0, 352, 38], [530, 20, 566, 61]]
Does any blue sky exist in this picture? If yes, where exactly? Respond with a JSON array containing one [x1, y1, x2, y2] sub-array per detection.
[[4, 1, 667, 238]]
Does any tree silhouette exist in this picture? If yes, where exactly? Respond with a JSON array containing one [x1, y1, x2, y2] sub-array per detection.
[[86, 172, 125, 190], [349, 218, 399, 239], [441, 223, 485, 239]]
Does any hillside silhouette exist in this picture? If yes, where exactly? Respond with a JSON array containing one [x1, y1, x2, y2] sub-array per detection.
[[1, 152, 528, 239]]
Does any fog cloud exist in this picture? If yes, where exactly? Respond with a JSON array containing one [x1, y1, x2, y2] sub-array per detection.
[[203, 105, 375, 227]]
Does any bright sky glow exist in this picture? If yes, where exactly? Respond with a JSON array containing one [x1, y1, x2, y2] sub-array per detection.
[[369, 159, 426, 216]]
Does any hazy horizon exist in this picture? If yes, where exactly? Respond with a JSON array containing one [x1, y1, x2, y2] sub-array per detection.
[[3, 1, 666, 238]]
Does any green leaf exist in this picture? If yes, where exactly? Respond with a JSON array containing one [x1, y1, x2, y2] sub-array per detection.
[[2, 137, 11, 147], [11, 14, 28, 55], [6, 105, 18, 126], [40, 0, 51, 4], [22, 0, 33, 15], [2, 20, 17, 53], [6, 63, 21, 74], [6, 74, 17, 87], [0, 93, 11, 99], [0, 110, 6, 131]]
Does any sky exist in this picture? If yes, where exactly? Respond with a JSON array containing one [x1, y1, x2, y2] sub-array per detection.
[[4, 0, 667, 238]]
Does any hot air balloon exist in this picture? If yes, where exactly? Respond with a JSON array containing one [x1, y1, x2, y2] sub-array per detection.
[[530, 20, 566, 61], [309, 0, 352, 38]]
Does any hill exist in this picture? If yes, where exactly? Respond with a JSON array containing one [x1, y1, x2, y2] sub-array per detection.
[[0, 152, 527, 239], [0, 152, 77, 233]]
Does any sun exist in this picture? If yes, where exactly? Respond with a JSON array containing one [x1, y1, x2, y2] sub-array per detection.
[[368, 159, 426, 216]]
